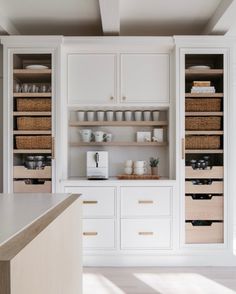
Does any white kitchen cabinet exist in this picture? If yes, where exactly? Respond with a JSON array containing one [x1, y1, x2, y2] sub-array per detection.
[[68, 54, 116, 105], [120, 54, 169, 103]]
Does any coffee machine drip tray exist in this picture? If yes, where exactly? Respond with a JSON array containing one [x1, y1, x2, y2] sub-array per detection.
[[88, 176, 108, 180]]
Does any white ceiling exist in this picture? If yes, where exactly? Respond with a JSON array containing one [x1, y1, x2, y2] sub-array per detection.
[[0, 0, 235, 36]]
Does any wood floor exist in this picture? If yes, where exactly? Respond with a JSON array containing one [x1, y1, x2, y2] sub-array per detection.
[[83, 267, 236, 294]]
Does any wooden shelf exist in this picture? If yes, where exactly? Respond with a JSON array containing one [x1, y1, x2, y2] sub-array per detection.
[[70, 142, 168, 147], [13, 93, 52, 97], [185, 93, 223, 98], [13, 112, 52, 116], [69, 121, 168, 127], [185, 112, 223, 116], [185, 69, 223, 78], [185, 149, 223, 154], [185, 131, 223, 135], [13, 69, 51, 82], [13, 149, 51, 154], [13, 130, 52, 135]]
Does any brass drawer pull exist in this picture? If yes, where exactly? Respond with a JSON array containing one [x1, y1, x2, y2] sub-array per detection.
[[138, 232, 154, 236], [138, 200, 154, 204], [83, 232, 98, 236], [83, 200, 98, 204]]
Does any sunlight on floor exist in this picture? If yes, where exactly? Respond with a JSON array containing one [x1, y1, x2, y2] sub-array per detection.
[[83, 273, 125, 294], [134, 273, 236, 294]]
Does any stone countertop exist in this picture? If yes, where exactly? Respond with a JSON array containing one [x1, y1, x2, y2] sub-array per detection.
[[0, 193, 80, 260]]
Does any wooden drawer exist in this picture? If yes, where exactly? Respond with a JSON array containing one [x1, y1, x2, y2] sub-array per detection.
[[186, 222, 223, 244], [83, 219, 115, 249], [185, 166, 223, 179], [13, 166, 51, 179], [64, 187, 115, 217], [185, 196, 223, 220], [185, 181, 223, 194], [13, 180, 51, 193], [121, 187, 171, 217], [121, 219, 171, 249]]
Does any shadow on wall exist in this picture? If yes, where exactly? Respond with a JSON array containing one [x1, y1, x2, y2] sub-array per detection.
[[0, 45, 3, 192]]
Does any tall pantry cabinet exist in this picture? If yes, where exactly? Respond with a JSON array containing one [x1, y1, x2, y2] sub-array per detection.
[[1, 37, 62, 193], [175, 37, 234, 250]]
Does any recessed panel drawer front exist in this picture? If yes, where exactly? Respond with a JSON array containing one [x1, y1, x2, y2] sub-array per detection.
[[121, 219, 171, 249], [14, 180, 51, 193], [185, 181, 223, 194], [14, 166, 51, 179], [185, 196, 223, 220], [64, 187, 115, 217], [186, 222, 223, 244], [83, 219, 115, 249], [185, 166, 223, 179], [121, 187, 171, 217]]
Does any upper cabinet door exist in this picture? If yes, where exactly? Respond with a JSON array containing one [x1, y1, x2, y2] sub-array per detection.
[[68, 54, 116, 104], [121, 54, 170, 104]]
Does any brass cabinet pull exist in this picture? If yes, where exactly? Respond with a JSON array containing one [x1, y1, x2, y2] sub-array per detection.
[[83, 200, 98, 204], [138, 232, 154, 236], [52, 137, 55, 159], [83, 232, 98, 236], [182, 138, 185, 160], [138, 200, 154, 204]]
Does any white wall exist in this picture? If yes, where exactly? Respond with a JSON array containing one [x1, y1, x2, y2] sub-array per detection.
[[0, 45, 3, 192]]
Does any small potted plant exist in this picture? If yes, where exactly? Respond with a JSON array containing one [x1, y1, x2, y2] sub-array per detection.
[[149, 157, 159, 175]]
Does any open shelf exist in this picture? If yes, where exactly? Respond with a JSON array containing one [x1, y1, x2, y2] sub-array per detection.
[[185, 149, 223, 154], [69, 121, 168, 127], [13, 149, 52, 154], [13, 130, 52, 135], [13, 112, 52, 116], [70, 142, 168, 147], [13, 69, 51, 82], [185, 112, 223, 116], [185, 69, 223, 78], [185, 93, 223, 98], [13, 93, 52, 97], [185, 131, 223, 135]]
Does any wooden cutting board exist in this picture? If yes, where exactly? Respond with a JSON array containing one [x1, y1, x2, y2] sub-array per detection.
[[117, 174, 160, 180]]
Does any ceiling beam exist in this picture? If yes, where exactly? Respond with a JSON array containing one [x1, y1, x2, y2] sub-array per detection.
[[0, 11, 19, 35], [203, 0, 236, 35], [99, 0, 120, 36]]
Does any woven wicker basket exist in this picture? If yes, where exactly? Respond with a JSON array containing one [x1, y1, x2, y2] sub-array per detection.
[[185, 136, 221, 149], [17, 117, 51, 130], [185, 117, 221, 130], [15, 136, 52, 149], [16, 98, 51, 112], [185, 98, 221, 112]]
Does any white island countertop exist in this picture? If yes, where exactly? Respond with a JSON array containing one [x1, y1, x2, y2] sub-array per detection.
[[0, 193, 80, 260]]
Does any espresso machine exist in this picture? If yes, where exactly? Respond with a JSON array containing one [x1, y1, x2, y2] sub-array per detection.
[[86, 151, 109, 180]]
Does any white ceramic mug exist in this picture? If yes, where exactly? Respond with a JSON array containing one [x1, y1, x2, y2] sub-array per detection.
[[153, 128, 164, 142], [77, 111, 85, 121], [94, 131, 106, 142], [97, 111, 105, 121], [153, 111, 160, 121], [124, 167, 133, 175], [87, 111, 95, 121], [134, 167, 147, 175], [79, 129, 92, 142], [143, 111, 151, 121], [22, 84, 29, 93], [125, 111, 132, 121], [106, 133, 113, 142], [125, 160, 133, 167], [134, 160, 147, 168], [15, 83, 21, 93], [134, 111, 142, 121], [106, 111, 114, 121], [115, 111, 123, 121]]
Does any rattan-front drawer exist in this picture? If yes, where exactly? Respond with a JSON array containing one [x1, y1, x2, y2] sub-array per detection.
[[17, 117, 51, 130], [185, 135, 221, 149], [185, 117, 221, 130], [15, 136, 52, 149], [16, 98, 51, 112], [185, 98, 221, 112]]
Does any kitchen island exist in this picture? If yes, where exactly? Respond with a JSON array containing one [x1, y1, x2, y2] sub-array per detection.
[[0, 193, 82, 294]]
